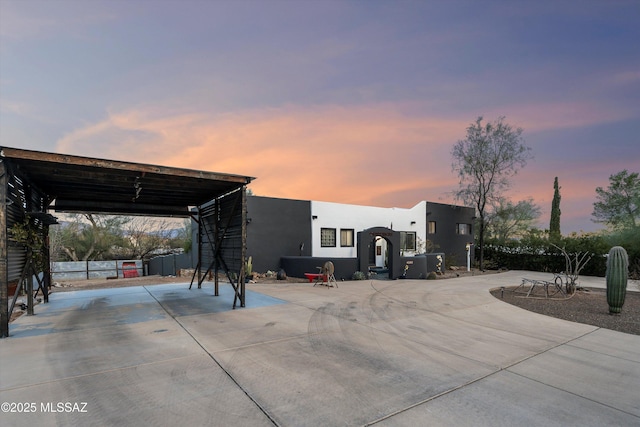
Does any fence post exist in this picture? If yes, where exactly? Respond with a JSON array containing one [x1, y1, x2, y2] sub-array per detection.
[[26, 262, 34, 315]]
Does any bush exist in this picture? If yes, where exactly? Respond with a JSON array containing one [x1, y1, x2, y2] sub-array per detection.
[[351, 271, 366, 280], [426, 271, 437, 280], [445, 252, 460, 266], [479, 230, 637, 277], [606, 228, 640, 280]]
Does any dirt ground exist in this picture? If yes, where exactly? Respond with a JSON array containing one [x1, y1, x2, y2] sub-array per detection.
[[49, 274, 206, 292], [491, 286, 640, 336]]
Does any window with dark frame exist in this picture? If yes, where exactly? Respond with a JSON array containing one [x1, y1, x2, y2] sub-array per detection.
[[456, 223, 472, 235], [340, 229, 354, 247], [400, 231, 416, 251], [321, 228, 336, 247]]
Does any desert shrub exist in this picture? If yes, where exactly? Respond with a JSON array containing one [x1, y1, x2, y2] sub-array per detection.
[[481, 232, 617, 276], [605, 227, 640, 280], [351, 271, 366, 280], [445, 252, 460, 266]]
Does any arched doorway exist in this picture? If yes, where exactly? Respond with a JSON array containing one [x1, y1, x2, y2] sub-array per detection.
[[373, 236, 387, 268], [357, 227, 402, 280]]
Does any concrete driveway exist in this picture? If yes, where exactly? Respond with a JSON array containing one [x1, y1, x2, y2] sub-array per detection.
[[1, 271, 638, 426]]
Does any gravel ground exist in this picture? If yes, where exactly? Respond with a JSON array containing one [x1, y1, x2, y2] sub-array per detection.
[[491, 286, 640, 336], [49, 274, 195, 292]]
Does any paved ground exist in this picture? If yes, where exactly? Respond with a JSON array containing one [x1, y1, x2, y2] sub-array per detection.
[[1, 271, 638, 426]]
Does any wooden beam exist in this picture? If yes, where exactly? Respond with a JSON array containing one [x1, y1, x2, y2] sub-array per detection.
[[51, 199, 191, 217], [53, 199, 192, 217], [1, 146, 254, 184]]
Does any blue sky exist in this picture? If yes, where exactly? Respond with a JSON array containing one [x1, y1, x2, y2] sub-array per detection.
[[1, 0, 639, 233]]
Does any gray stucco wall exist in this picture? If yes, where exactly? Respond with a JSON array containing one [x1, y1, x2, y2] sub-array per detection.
[[148, 252, 195, 276], [280, 256, 358, 281], [246, 196, 312, 273], [425, 202, 475, 265], [400, 253, 446, 279]]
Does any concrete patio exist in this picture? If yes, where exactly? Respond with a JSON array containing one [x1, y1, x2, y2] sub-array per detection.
[[1, 271, 638, 426]]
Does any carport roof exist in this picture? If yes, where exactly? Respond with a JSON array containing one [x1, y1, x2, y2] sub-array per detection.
[[1, 146, 254, 216]]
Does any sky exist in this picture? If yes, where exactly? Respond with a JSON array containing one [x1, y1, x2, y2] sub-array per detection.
[[1, 0, 639, 234]]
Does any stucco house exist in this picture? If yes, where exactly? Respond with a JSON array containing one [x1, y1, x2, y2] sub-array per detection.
[[243, 196, 475, 279]]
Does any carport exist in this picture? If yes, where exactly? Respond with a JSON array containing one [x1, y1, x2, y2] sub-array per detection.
[[0, 146, 254, 337]]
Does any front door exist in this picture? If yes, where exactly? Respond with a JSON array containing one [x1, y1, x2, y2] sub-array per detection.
[[374, 237, 387, 267]]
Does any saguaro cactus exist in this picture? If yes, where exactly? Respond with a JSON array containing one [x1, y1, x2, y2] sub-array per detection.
[[606, 246, 629, 314]]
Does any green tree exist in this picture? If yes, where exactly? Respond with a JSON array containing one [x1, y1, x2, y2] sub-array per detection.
[[549, 177, 561, 241], [486, 198, 541, 243], [592, 170, 640, 230], [10, 216, 47, 271], [452, 116, 532, 269], [51, 214, 129, 261], [51, 215, 189, 262]]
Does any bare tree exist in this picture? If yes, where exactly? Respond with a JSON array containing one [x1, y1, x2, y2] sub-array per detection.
[[452, 116, 532, 269], [120, 216, 180, 260], [175, 218, 193, 253], [48, 221, 66, 262], [551, 244, 593, 295]]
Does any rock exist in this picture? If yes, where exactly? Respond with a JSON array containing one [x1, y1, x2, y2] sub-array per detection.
[[177, 268, 195, 278]]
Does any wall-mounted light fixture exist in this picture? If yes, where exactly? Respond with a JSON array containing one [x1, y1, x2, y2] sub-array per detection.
[[312, 215, 318, 220], [410, 221, 416, 225]]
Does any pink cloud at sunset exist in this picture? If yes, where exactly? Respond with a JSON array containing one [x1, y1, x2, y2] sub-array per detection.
[[55, 95, 638, 234], [56, 104, 467, 205]]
